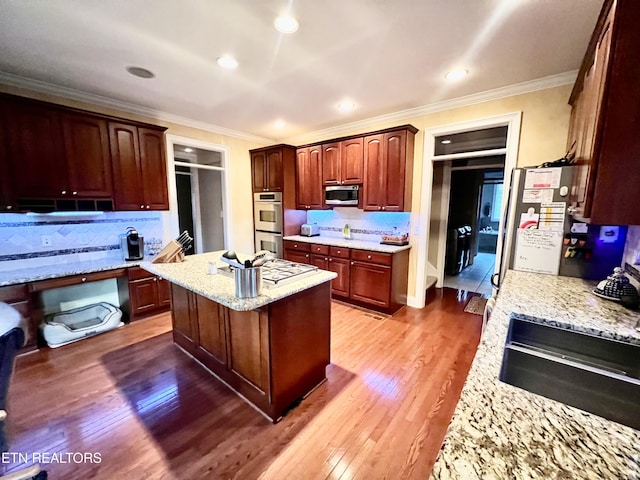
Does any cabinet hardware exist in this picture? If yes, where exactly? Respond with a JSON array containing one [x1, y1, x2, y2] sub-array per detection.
[[140, 205, 144, 209], [72, 191, 77, 195], [329, 258, 332, 262], [324, 257, 328, 261], [61, 190, 66, 195], [81, 277, 87, 282], [153, 277, 157, 282], [6, 206, 12, 210], [382, 207, 386, 211], [350, 262, 354, 266], [367, 255, 372, 259]]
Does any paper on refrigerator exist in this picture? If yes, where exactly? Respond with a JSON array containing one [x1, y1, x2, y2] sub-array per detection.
[[513, 229, 563, 275]]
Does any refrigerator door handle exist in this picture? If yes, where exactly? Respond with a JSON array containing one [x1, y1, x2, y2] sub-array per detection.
[[490, 272, 501, 289]]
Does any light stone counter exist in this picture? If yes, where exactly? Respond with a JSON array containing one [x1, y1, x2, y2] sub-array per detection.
[[283, 235, 411, 253], [431, 270, 640, 479], [0, 257, 142, 286], [141, 251, 336, 311]]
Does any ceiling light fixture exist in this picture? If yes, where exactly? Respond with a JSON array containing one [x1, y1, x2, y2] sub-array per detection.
[[126, 66, 155, 79], [441, 139, 452, 144], [216, 54, 238, 70], [184, 147, 193, 153], [444, 69, 468, 81], [274, 120, 286, 129], [274, 15, 299, 34], [337, 101, 356, 113]]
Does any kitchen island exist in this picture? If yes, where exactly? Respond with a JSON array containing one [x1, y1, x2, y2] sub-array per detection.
[[141, 251, 337, 422], [431, 270, 640, 479]]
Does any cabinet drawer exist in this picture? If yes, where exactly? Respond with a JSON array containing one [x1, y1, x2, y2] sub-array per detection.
[[310, 244, 329, 255], [351, 249, 392, 265], [283, 240, 310, 252], [0, 284, 29, 302], [128, 266, 153, 280], [31, 268, 127, 292], [329, 246, 350, 259]]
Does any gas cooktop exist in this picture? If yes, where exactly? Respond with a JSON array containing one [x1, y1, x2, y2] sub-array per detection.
[[218, 259, 319, 286]]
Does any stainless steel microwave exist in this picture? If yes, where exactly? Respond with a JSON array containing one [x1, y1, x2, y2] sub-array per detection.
[[325, 185, 359, 206]]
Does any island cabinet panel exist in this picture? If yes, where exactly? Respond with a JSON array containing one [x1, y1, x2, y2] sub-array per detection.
[[170, 284, 198, 353], [226, 309, 270, 396], [194, 295, 227, 367], [61, 112, 113, 198]]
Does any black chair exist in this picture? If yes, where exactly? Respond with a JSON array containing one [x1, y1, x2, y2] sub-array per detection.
[[0, 303, 46, 480]]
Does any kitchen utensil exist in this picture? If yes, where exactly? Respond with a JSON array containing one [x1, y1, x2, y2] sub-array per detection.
[[152, 240, 184, 263], [221, 250, 244, 269], [234, 266, 262, 298], [176, 231, 194, 253]]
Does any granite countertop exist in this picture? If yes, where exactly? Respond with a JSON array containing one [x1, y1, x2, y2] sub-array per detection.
[[431, 270, 640, 479], [141, 251, 336, 312], [283, 235, 411, 253], [0, 257, 142, 287]]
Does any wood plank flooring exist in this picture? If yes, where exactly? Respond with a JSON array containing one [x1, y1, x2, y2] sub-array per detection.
[[2, 288, 482, 479]]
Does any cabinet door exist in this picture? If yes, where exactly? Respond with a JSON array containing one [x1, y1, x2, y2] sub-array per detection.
[[329, 257, 350, 297], [61, 112, 113, 197], [350, 261, 391, 308], [362, 134, 386, 210], [296, 146, 324, 209], [322, 142, 341, 185], [109, 122, 144, 210], [227, 309, 269, 394], [384, 131, 407, 211], [129, 276, 159, 316], [195, 295, 227, 366], [309, 253, 329, 270], [170, 284, 198, 347], [266, 149, 283, 192], [5, 101, 66, 198], [0, 103, 15, 211], [251, 151, 267, 192], [139, 127, 169, 210], [341, 137, 364, 184], [283, 249, 310, 264], [157, 278, 171, 308]]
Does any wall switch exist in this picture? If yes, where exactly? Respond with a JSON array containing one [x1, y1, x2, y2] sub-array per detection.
[[41, 235, 52, 247]]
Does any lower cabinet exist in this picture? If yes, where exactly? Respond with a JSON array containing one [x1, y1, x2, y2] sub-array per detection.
[[169, 282, 330, 422], [127, 267, 171, 320], [283, 240, 409, 313]]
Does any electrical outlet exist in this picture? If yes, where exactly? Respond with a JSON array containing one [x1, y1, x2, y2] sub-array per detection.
[[41, 235, 52, 247]]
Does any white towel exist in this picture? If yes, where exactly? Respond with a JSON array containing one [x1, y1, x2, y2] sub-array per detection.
[[0, 302, 24, 337]]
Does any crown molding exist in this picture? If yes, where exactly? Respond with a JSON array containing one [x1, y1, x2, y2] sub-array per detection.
[[0, 71, 275, 144], [284, 70, 577, 144]]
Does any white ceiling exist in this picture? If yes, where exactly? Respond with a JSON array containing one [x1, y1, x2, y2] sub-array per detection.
[[0, 0, 602, 142]]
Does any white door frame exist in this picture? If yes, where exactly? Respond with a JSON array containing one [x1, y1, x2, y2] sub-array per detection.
[[164, 134, 233, 249], [410, 112, 521, 309]]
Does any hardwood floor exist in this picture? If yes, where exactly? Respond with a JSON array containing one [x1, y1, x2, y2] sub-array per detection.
[[3, 289, 482, 479]]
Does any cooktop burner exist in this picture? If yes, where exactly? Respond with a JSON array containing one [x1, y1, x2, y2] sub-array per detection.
[[217, 259, 319, 286]]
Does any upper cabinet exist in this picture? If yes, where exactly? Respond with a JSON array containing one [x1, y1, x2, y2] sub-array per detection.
[[567, 0, 640, 224], [251, 146, 287, 192], [322, 138, 363, 186], [362, 127, 416, 212], [109, 123, 169, 211], [296, 145, 324, 210], [0, 93, 169, 212]]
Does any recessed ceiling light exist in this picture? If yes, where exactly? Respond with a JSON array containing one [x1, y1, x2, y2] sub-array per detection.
[[216, 54, 238, 70], [274, 120, 286, 129], [126, 66, 155, 79], [337, 101, 356, 113], [445, 69, 468, 81], [184, 147, 193, 153], [441, 139, 452, 145], [274, 15, 299, 34]]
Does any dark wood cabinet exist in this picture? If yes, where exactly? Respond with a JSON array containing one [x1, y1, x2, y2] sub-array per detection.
[[567, 0, 640, 224], [296, 145, 324, 209], [0, 105, 15, 211], [195, 295, 227, 367], [363, 127, 415, 212], [350, 260, 392, 308], [251, 146, 291, 193], [170, 283, 198, 352], [4, 100, 66, 199], [328, 256, 350, 297], [110, 123, 168, 211], [61, 112, 113, 198], [127, 267, 171, 320], [322, 138, 364, 186]]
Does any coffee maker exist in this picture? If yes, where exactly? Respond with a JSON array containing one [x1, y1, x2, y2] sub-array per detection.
[[120, 227, 144, 261]]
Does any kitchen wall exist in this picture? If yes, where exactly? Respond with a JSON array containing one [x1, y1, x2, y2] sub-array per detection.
[[286, 83, 574, 301], [306, 209, 410, 243], [0, 83, 270, 255], [0, 211, 163, 271], [622, 225, 640, 289]]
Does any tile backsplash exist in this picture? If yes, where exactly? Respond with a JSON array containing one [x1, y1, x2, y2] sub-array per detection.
[[622, 225, 640, 289], [306, 208, 410, 242], [0, 211, 163, 271]]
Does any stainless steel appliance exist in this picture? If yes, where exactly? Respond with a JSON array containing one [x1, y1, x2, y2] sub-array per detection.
[[219, 259, 319, 287], [300, 223, 320, 237], [325, 185, 359, 206], [120, 226, 144, 261], [253, 192, 283, 258]]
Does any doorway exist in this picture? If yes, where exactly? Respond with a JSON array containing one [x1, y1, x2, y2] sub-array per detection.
[[412, 112, 521, 309], [164, 135, 233, 253]]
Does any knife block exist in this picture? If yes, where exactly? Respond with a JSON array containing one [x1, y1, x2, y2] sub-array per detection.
[[152, 240, 184, 263]]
